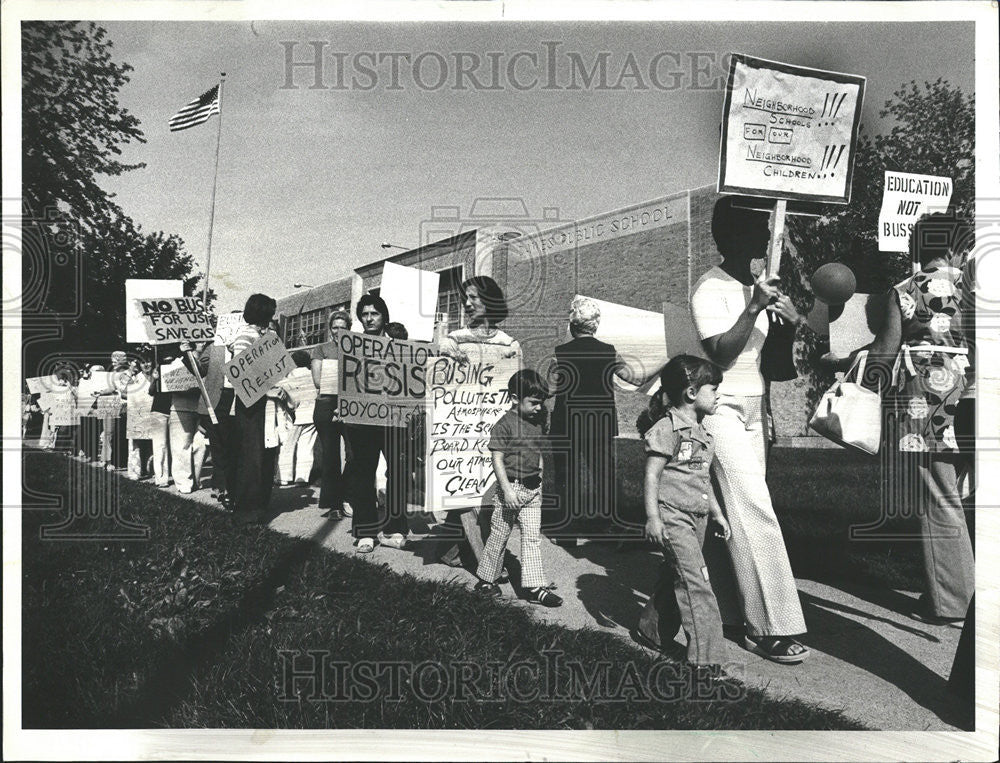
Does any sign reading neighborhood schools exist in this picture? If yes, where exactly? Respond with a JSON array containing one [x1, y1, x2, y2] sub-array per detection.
[[719, 54, 865, 203], [423, 345, 520, 511], [333, 330, 436, 427], [878, 171, 954, 251], [225, 332, 294, 407], [134, 296, 214, 345]]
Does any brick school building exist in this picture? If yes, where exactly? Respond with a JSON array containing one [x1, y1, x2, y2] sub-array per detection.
[[275, 186, 814, 442]]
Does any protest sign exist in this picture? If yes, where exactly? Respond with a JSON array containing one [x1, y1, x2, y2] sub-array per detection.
[[126, 279, 184, 343], [25, 376, 56, 395], [276, 369, 318, 425], [159, 358, 199, 392], [125, 380, 155, 439], [47, 393, 75, 426], [423, 345, 520, 511], [829, 293, 889, 356], [380, 261, 440, 342], [878, 171, 954, 251], [333, 330, 436, 427], [318, 359, 339, 395], [225, 332, 294, 407], [719, 54, 865, 204], [134, 296, 214, 345], [75, 394, 123, 419], [213, 312, 247, 346], [77, 372, 116, 398]]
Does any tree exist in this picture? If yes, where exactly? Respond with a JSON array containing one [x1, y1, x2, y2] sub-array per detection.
[[781, 80, 975, 424], [21, 22, 211, 374]]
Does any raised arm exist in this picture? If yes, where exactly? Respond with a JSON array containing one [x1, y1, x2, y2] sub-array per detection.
[[697, 274, 779, 369]]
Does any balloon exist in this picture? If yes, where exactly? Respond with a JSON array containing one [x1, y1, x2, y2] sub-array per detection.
[[810, 263, 857, 305]]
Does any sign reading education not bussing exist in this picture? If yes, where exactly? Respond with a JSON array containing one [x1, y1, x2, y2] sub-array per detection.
[[719, 54, 866, 204], [878, 171, 953, 252]]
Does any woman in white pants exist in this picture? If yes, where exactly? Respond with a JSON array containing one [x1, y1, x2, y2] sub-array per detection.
[[689, 196, 808, 664]]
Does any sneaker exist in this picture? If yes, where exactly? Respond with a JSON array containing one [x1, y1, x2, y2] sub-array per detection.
[[474, 580, 502, 598], [378, 532, 407, 550], [356, 537, 376, 554], [526, 587, 563, 607], [341, 503, 354, 517], [177, 486, 194, 495]]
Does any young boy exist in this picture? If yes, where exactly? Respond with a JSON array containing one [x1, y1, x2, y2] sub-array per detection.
[[636, 354, 730, 668], [475, 369, 562, 607]]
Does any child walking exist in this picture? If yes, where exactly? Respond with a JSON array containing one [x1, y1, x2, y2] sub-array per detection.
[[475, 369, 562, 607], [636, 355, 729, 668]]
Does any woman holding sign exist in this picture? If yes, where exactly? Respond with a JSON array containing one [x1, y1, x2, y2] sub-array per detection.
[[341, 295, 411, 552], [227, 294, 288, 525], [689, 197, 809, 664], [436, 276, 522, 570]]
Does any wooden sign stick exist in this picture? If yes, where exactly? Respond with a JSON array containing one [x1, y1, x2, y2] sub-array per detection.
[[186, 349, 219, 426], [767, 198, 787, 278]]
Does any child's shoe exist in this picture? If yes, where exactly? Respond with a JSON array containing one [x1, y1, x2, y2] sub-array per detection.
[[527, 587, 562, 607], [474, 580, 502, 598]]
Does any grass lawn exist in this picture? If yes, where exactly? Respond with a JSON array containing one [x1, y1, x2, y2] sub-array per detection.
[[21, 450, 866, 730]]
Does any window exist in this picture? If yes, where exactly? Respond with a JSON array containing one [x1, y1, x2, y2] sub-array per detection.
[[436, 266, 465, 333]]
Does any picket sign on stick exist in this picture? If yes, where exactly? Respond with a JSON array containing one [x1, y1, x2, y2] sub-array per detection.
[[186, 349, 218, 425]]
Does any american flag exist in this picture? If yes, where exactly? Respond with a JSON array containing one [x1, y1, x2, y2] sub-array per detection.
[[169, 85, 221, 132]]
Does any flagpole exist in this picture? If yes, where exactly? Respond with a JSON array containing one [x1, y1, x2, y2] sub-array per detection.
[[202, 72, 226, 309]]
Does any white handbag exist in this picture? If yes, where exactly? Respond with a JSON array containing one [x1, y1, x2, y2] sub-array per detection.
[[809, 351, 882, 455]]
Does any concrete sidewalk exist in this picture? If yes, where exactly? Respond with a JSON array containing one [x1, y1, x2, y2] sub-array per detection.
[[164, 478, 967, 731]]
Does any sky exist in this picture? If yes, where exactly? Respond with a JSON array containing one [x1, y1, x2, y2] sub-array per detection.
[[96, 19, 975, 312]]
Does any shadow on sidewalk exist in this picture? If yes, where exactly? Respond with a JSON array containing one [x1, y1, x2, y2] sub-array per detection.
[[797, 590, 972, 730]]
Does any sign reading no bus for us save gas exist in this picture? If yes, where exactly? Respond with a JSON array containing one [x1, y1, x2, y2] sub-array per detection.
[[719, 54, 866, 204], [133, 296, 215, 345]]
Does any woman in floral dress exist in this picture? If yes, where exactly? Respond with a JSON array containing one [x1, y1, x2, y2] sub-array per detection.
[[826, 212, 974, 623]]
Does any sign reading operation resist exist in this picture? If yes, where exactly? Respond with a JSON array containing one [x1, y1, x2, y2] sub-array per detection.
[[334, 330, 436, 427], [719, 54, 866, 203], [134, 296, 214, 344], [225, 332, 294, 407], [423, 345, 521, 511], [878, 171, 954, 252]]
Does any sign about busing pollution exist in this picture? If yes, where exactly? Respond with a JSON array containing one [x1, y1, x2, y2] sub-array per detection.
[[133, 296, 214, 345], [719, 54, 866, 203], [878, 171, 954, 252], [423, 345, 520, 511], [333, 330, 437, 427]]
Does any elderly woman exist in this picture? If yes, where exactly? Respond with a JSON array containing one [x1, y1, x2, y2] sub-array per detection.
[[437, 276, 522, 569], [311, 309, 353, 518], [824, 212, 974, 623], [549, 296, 659, 538], [689, 196, 808, 664]]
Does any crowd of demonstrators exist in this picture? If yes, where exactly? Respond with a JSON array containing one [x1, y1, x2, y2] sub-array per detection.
[[22, 205, 978, 680]]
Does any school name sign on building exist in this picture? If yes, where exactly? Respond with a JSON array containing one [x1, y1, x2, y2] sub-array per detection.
[[134, 296, 214, 344], [719, 54, 866, 203], [878, 171, 953, 251], [225, 333, 294, 407]]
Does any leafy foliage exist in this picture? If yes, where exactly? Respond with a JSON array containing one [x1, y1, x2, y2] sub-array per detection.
[[21, 22, 212, 372]]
